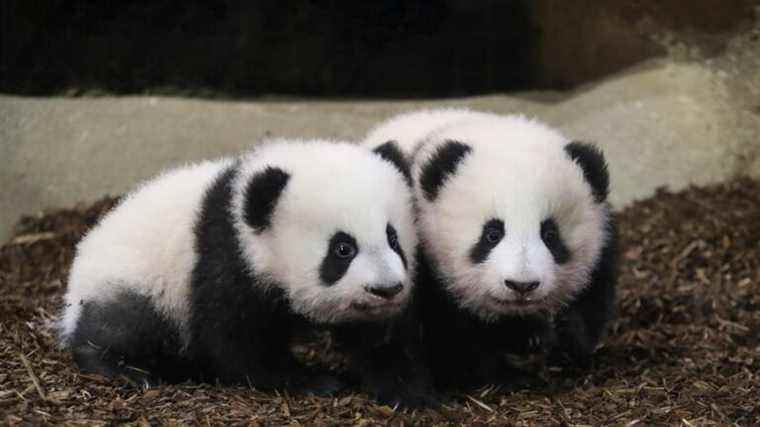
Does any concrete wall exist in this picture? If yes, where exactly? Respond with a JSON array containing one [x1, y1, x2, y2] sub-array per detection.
[[3, 52, 760, 242]]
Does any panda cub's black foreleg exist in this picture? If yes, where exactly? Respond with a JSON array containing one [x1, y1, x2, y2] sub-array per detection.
[[332, 315, 435, 407], [552, 224, 618, 363], [68, 289, 189, 386], [189, 285, 344, 394]]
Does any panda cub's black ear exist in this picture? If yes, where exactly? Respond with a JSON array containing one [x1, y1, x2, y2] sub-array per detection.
[[243, 166, 290, 232], [564, 141, 609, 203], [419, 140, 472, 202], [372, 140, 412, 187]]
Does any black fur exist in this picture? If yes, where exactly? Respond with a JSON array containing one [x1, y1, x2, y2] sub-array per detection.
[[540, 217, 571, 264], [386, 223, 407, 270], [319, 231, 358, 285], [469, 218, 505, 264], [332, 309, 435, 407], [564, 142, 609, 203], [417, 217, 618, 390], [68, 289, 191, 385], [243, 166, 290, 232], [419, 141, 472, 201], [373, 141, 412, 187]]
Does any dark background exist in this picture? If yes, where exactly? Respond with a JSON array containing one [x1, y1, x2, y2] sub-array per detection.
[[1, 0, 754, 97]]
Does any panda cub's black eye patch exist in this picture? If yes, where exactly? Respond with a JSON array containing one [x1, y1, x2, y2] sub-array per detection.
[[470, 219, 505, 264], [320, 231, 358, 285], [541, 218, 571, 264], [386, 223, 407, 270]]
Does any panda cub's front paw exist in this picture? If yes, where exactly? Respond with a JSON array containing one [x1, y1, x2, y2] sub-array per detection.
[[372, 385, 438, 409], [297, 374, 346, 397], [527, 335, 543, 352], [526, 324, 558, 353]]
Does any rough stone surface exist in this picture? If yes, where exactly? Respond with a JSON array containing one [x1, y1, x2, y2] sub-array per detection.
[[530, 0, 757, 87], [2, 24, 759, 242]]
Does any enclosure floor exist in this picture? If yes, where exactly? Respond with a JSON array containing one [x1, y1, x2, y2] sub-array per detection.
[[1, 179, 758, 425]]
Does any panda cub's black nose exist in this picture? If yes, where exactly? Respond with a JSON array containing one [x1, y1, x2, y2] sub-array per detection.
[[365, 283, 404, 299], [504, 280, 540, 294]]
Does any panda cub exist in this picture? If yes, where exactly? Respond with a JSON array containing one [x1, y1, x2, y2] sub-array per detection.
[[364, 109, 617, 388], [59, 140, 429, 404]]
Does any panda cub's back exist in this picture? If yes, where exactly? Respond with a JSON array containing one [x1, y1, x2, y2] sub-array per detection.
[[62, 159, 233, 340]]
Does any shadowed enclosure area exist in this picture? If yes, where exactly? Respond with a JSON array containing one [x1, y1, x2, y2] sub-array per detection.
[[2, 1, 533, 96], [2, 179, 758, 425], [1, 0, 755, 97]]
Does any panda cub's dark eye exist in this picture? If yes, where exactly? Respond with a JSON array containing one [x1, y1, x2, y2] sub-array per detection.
[[387, 223, 408, 269], [333, 241, 357, 259], [485, 223, 504, 245], [386, 224, 400, 250]]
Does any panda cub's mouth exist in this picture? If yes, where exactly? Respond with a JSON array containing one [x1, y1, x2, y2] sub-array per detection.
[[490, 296, 546, 308], [351, 300, 403, 313]]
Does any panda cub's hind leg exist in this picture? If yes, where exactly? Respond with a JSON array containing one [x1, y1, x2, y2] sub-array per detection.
[[68, 289, 188, 386]]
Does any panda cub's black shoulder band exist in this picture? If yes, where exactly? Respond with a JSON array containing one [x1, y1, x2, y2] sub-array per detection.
[[419, 140, 472, 202], [372, 141, 412, 187], [243, 166, 291, 232]]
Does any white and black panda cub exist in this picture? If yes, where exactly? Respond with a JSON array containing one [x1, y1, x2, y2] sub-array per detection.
[[364, 109, 617, 388], [58, 140, 430, 405]]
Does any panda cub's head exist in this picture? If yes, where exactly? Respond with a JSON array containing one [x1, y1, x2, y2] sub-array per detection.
[[231, 140, 416, 324], [413, 116, 611, 321]]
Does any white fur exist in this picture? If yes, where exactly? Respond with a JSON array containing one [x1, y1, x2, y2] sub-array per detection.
[[60, 140, 418, 345], [60, 159, 233, 342], [363, 109, 610, 322], [231, 140, 417, 323]]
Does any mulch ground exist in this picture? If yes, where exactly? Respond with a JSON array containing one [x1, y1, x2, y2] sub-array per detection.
[[1, 179, 758, 426]]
